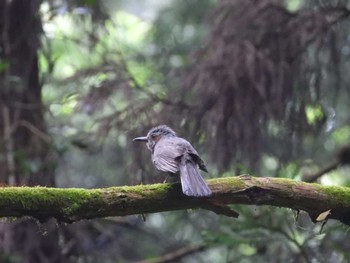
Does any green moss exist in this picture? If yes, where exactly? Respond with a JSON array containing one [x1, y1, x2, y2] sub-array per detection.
[[0, 187, 103, 216], [102, 183, 171, 197], [313, 184, 350, 204], [207, 177, 246, 188]]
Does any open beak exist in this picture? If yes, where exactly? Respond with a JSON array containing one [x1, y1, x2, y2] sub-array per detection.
[[133, 136, 148, 142]]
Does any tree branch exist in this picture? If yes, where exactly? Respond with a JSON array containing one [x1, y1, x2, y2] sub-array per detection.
[[135, 244, 207, 263], [0, 175, 350, 225], [303, 145, 350, 182]]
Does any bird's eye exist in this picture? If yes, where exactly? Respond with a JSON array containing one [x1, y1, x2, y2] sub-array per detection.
[[151, 134, 156, 139]]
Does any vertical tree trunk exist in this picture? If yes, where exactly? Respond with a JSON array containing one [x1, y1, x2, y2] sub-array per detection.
[[0, 1, 64, 262]]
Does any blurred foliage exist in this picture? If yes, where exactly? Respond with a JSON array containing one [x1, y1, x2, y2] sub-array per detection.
[[3, 0, 347, 262]]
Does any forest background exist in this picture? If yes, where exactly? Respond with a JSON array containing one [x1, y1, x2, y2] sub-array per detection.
[[1, 0, 350, 262]]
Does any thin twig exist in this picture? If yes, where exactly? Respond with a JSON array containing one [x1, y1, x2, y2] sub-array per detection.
[[201, 202, 239, 218], [135, 244, 207, 263], [17, 120, 51, 144]]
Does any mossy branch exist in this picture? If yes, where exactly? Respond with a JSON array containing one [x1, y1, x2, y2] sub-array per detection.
[[0, 175, 350, 224]]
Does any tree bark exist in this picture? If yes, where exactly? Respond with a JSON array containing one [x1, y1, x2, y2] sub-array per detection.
[[0, 1, 61, 262], [0, 175, 349, 225]]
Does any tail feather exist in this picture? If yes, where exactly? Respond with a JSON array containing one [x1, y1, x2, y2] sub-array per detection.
[[179, 161, 212, 197]]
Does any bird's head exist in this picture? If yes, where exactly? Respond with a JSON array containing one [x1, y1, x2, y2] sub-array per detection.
[[133, 125, 176, 151]]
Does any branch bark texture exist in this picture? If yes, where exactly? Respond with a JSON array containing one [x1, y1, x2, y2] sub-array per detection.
[[0, 175, 350, 225]]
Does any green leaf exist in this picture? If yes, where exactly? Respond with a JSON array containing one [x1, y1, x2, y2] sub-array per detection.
[[305, 104, 324, 125]]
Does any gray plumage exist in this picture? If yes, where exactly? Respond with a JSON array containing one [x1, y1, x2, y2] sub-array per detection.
[[133, 125, 212, 197]]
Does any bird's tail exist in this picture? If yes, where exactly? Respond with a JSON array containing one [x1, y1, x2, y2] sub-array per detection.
[[179, 160, 212, 197]]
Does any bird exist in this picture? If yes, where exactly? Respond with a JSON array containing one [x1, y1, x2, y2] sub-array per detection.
[[133, 125, 212, 197]]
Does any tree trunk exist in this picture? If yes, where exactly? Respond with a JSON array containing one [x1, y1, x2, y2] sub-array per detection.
[[0, 1, 63, 262]]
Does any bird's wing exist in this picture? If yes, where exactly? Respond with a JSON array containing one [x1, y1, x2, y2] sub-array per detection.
[[182, 140, 208, 173], [152, 137, 208, 173], [152, 139, 182, 173]]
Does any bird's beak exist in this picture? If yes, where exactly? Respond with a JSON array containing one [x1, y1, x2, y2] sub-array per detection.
[[133, 136, 148, 142]]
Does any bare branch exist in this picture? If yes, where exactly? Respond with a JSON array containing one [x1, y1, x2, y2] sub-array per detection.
[[303, 146, 350, 182], [135, 244, 207, 263]]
